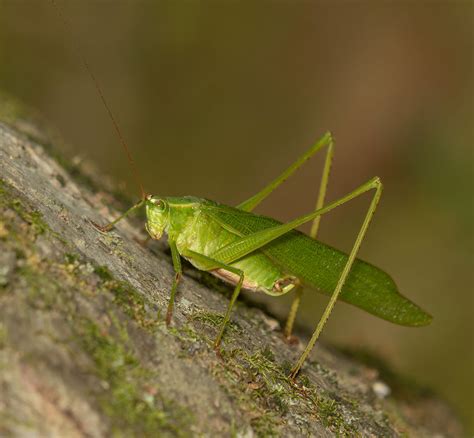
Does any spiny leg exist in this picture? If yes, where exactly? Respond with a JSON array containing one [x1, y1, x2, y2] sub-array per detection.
[[181, 249, 244, 350], [91, 199, 145, 232], [289, 177, 383, 379], [166, 240, 182, 326], [284, 138, 334, 339]]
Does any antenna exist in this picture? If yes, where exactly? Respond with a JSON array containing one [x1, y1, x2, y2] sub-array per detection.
[[50, 0, 146, 200]]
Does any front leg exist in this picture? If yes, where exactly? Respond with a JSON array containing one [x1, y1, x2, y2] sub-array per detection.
[[166, 240, 182, 326], [91, 199, 145, 232]]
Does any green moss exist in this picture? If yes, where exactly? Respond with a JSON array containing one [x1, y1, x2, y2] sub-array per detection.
[[77, 318, 192, 437], [167, 324, 200, 345], [246, 348, 283, 380], [5, 197, 46, 234], [190, 309, 241, 341], [260, 346, 275, 362], [244, 349, 289, 412], [9, 200, 47, 235], [298, 374, 311, 388], [191, 310, 224, 327], [64, 253, 79, 265], [317, 397, 342, 428], [209, 342, 363, 436], [0, 184, 65, 243], [94, 265, 114, 281], [209, 346, 290, 435]]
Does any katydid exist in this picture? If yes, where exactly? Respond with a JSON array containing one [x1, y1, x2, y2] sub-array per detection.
[[51, 0, 432, 379], [93, 132, 432, 378]]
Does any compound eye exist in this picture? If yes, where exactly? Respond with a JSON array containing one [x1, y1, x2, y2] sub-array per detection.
[[151, 198, 165, 209]]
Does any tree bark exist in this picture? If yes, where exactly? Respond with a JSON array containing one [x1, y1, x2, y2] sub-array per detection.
[[0, 99, 464, 437]]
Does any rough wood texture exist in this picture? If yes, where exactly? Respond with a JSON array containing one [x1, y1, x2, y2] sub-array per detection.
[[0, 102, 463, 437]]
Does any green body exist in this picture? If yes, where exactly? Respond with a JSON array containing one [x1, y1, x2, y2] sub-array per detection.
[[147, 196, 296, 296], [146, 195, 430, 327]]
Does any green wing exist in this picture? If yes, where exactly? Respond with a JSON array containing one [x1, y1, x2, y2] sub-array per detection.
[[203, 201, 432, 327]]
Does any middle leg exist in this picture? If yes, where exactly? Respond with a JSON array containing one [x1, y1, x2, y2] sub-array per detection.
[[180, 249, 245, 350]]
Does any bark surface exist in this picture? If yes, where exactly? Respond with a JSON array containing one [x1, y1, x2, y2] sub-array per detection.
[[0, 100, 464, 437]]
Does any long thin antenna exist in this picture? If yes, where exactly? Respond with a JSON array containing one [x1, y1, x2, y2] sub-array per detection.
[[50, 0, 146, 200]]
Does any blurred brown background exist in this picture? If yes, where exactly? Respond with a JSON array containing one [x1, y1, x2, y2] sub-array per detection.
[[1, 0, 472, 430]]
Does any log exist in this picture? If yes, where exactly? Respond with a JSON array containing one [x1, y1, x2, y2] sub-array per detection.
[[0, 96, 463, 437]]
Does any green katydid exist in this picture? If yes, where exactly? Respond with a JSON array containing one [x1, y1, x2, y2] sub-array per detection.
[[51, 0, 432, 378], [93, 132, 432, 378]]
